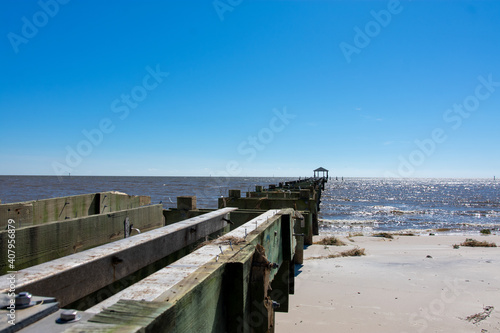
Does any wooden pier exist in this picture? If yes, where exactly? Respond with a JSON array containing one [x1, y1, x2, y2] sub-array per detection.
[[0, 172, 328, 332]]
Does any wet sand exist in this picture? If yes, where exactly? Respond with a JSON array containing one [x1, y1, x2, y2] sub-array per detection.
[[276, 234, 500, 332]]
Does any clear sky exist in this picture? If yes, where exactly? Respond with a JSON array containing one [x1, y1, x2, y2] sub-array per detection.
[[1, 0, 499, 178]]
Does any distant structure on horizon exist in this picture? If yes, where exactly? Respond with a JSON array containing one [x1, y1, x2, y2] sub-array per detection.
[[314, 167, 329, 179]]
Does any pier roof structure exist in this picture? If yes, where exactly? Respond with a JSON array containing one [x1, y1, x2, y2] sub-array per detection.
[[314, 167, 329, 179]]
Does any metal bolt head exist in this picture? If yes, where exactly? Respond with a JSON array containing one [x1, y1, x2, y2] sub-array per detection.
[[60, 310, 77, 321], [56, 309, 81, 324], [15, 292, 32, 306]]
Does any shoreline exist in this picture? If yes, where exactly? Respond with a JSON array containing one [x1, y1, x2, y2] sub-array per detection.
[[319, 229, 500, 237], [276, 234, 500, 332], [318, 221, 500, 237]]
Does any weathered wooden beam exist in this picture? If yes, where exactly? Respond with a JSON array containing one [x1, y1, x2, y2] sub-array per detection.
[[0, 192, 151, 228], [0, 204, 165, 274], [86, 209, 282, 314], [224, 246, 255, 332], [67, 209, 292, 332], [85, 244, 228, 314], [0, 208, 236, 307], [218, 195, 319, 242], [164, 208, 267, 232]]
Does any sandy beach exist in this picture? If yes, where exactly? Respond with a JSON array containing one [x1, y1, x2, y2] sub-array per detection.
[[276, 234, 500, 332]]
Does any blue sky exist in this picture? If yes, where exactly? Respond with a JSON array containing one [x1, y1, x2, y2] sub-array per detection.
[[1, 0, 499, 178]]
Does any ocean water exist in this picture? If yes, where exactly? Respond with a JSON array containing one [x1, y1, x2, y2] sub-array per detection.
[[0, 176, 294, 209], [319, 177, 500, 235], [1, 176, 498, 234]]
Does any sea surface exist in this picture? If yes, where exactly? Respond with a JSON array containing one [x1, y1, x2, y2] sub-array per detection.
[[0, 176, 295, 209], [1, 176, 498, 235], [320, 177, 500, 235]]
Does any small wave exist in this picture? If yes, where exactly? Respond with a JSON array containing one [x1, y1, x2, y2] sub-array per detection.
[[373, 205, 398, 210], [319, 218, 378, 226], [373, 208, 424, 216], [458, 222, 500, 229]]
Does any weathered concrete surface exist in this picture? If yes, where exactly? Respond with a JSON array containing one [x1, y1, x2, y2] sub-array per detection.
[[0, 208, 236, 307], [0, 204, 164, 274]]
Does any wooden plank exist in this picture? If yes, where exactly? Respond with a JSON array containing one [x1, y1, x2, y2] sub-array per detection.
[[85, 245, 227, 314], [0, 208, 236, 307], [90, 299, 171, 327], [32, 193, 97, 224], [0, 205, 164, 274], [270, 260, 290, 312], [0, 192, 151, 229], [0, 203, 33, 228], [248, 243, 274, 333], [224, 246, 256, 333], [85, 210, 286, 332], [100, 192, 151, 214], [89, 261, 229, 333], [62, 323, 143, 333]]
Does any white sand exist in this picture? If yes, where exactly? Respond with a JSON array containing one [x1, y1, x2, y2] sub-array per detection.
[[276, 234, 500, 332]]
